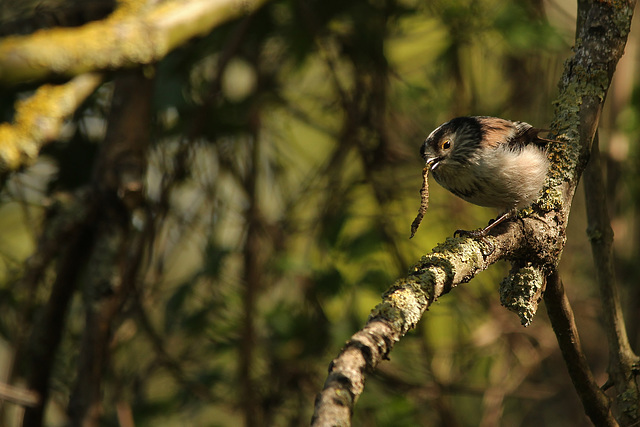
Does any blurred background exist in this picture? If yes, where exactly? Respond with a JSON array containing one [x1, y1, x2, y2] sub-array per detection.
[[0, 0, 639, 425]]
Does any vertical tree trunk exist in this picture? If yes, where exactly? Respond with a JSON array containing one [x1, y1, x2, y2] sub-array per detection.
[[67, 69, 154, 427]]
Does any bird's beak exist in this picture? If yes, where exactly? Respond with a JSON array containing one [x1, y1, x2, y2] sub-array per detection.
[[425, 157, 439, 170], [420, 141, 440, 169]]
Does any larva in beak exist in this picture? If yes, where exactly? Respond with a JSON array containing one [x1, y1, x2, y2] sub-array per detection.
[[409, 163, 431, 239]]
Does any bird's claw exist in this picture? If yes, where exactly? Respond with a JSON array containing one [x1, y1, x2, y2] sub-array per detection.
[[454, 228, 486, 238]]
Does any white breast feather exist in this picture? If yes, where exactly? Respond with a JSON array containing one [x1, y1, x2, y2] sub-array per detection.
[[433, 145, 549, 211]]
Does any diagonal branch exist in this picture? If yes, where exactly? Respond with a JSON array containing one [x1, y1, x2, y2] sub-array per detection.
[[0, 381, 39, 407], [543, 271, 617, 426], [0, 73, 103, 177], [0, 0, 270, 86], [312, 219, 551, 426]]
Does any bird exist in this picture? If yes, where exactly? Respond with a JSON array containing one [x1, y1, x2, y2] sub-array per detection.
[[419, 116, 551, 238]]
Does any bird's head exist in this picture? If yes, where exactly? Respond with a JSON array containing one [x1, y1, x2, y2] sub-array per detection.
[[420, 117, 484, 169]]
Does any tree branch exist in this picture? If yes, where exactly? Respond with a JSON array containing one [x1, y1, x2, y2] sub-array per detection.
[[22, 192, 98, 427], [0, 0, 270, 86], [583, 133, 640, 423], [0, 381, 39, 408], [544, 271, 617, 426], [0, 73, 103, 176], [67, 69, 154, 427], [312, 219, 553, 426]]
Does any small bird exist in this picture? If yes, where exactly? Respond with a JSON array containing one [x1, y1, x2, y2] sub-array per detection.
[[419, 116, 551, 237]]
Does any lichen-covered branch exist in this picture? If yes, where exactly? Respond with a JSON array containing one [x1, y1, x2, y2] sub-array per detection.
[[312, 218, 553, 426], [311, 319, 399, 426], [500, 263, 546, 327], [0, 0, 270, 86], [0, 73, 103, 175]]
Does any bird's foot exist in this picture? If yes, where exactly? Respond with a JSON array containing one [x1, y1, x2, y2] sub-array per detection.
[[454, 228, 487, 238], [453, 211, 516, 256]]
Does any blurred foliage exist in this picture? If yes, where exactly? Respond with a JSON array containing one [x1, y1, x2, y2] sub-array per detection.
[[0, 0, 638, 426]]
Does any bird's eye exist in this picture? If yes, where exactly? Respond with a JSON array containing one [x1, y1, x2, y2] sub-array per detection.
[[442, 140, 451, 150]]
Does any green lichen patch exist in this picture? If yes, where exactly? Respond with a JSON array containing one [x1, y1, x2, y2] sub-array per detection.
[[499, 264, 545, 327], [548, 64, 610, 186], [535, 185, 564, 213], [372, 278, 431, 333]]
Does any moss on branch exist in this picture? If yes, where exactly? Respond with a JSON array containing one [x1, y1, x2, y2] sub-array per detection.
[[0, 0, 270, 86], [0, 73, 103, 173]]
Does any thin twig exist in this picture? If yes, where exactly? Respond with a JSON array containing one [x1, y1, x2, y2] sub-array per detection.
[[132, 289, 214, 401], [0, 381, 39, 407]]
